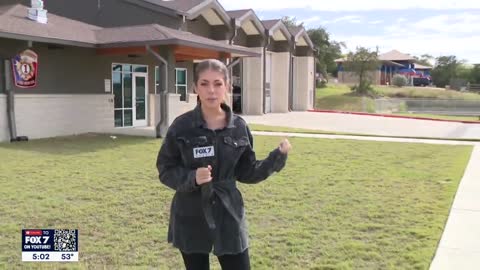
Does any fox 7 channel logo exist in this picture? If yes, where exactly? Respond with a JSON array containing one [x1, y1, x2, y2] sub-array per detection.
[[23, 230, 52, 250]]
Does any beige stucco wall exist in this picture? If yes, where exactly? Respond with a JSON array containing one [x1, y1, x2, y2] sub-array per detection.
[[167, 93, 197, 126], [0, 94, 9, 142], [11, 94, 113, 140], [242, 47, 264, 115], [149, 94, 161, 127], [293, 56, 315, 111], [271, 52, 290, 113], [338, 70, 381, 85]]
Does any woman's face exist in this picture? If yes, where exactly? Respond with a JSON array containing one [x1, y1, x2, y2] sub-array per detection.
[[195, 69, 228, 110]]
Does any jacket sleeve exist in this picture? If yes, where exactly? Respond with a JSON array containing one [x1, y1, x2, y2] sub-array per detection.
[[156, 128, 199, 192], [234, 125, 287, 184]]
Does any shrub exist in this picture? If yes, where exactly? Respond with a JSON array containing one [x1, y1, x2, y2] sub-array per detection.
[[317, 79, 327, 88], [392, 74, 408, 87]]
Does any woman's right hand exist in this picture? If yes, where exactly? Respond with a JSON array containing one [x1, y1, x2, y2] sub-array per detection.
[[196, 165, 212, 185]]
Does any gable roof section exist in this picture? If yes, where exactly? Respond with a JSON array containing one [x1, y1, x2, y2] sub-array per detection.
[[140, 0, 206, 14], [0, 4, 259, 57], [379, 49, 415, 61], [126, 0, 231, 27], [226, 9, 249, 20], [227, 9, 265, 36], [287, 25, 314, 49], [262, 19, 292, 41]]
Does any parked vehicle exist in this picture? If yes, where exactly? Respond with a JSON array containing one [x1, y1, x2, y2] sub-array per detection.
[[413, 77, 431, 87]]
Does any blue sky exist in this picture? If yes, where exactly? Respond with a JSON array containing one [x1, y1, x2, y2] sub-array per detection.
[[219, 0, 480, 64]]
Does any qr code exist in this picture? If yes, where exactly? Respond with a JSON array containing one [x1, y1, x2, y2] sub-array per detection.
[[54, 230, 77, 252]]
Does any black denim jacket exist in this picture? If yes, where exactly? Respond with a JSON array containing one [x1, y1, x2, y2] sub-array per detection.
[[156, 103, 287, 256]]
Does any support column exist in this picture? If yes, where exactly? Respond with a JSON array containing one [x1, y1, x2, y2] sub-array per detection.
[[271, 52, 290, 113], [242, 47, 264, 115]]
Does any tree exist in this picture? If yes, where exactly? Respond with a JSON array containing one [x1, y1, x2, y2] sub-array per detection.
[[281, 16, 303, 28], [431, 56, 462, 87], [307, 27, 345, 79], [343, 47, 379, 95], [471, 64, 480, 84], [281, 17, 345, 81], [413, 54, 434, 66]]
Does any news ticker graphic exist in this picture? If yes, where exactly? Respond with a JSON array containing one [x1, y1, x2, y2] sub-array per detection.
[[22, 229, 78, 262]]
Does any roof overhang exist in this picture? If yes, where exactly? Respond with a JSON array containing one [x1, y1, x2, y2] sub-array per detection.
[[382, 60, 405, 67], [123, 0, 186, 17], [98, 38, 260, 57], [267, 22, 292, 42], [234, 10, 266, 37], [293, 29, 314, 49], [186, 0, 232, 29], [0, 31, 96, 48]]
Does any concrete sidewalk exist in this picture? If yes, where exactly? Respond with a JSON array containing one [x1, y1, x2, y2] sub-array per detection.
[[243, 112, 480, 139], [252, 131, 480, 269]]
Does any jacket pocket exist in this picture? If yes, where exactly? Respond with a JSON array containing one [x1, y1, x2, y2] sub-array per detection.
[[223, 136, 249, 148], [177, 136, 215, 169]]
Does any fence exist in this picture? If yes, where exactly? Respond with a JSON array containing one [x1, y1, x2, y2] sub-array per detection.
[[467, 83, 480, 93], [375, 98, 480, 116]]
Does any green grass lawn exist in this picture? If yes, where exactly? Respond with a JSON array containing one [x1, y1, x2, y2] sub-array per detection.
[[0, 134, 473, 269], [374, 86, 480, 100], [315, 84, 375, 112], [316, 84, 480, 121]]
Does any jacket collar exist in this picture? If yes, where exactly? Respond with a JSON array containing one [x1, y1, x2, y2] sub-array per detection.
[[193, 103, 236, 129]]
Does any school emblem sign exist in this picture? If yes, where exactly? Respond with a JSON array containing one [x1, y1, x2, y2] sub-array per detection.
[[12, 49, 38, 88]]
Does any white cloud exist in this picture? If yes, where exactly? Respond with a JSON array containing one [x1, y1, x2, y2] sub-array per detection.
[[368, 20, 383, 24], [301, 16, 322, 25], [219, 0, 480, 11], [321, 15, 363, 24], [385, 13, 480, 36]]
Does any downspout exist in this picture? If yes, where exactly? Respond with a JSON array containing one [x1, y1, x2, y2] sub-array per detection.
[[313, 51, 317, 109], [263, 30, 270, 114], [289, 36, 296, 111], [227, 58, 241, 69], [229, 18, 237, 45], [146, 45, 168, 138], [180, 15, 187, 31], [4, 59, 17, 142], [227, 18, 239, 108]]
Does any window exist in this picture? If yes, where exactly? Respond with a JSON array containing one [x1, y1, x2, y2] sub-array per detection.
[[175, 68, 187, 101]]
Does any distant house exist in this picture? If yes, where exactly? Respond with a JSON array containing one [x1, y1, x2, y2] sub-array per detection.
[[335, 49, 433, 85]]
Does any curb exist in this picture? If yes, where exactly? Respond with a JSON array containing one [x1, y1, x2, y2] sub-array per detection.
[[307, 109, 480, 124]]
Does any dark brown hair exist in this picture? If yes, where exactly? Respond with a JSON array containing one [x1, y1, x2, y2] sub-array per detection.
[[194, 59, 231, 104], [194, 59, 230, 86]]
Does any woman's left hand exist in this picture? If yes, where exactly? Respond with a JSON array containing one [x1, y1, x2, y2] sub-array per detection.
[[278, 138, 292, 154]]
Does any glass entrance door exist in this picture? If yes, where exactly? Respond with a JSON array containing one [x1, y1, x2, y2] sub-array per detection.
[[133, 73, 147, 127], [113, 64, 148, 127]]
